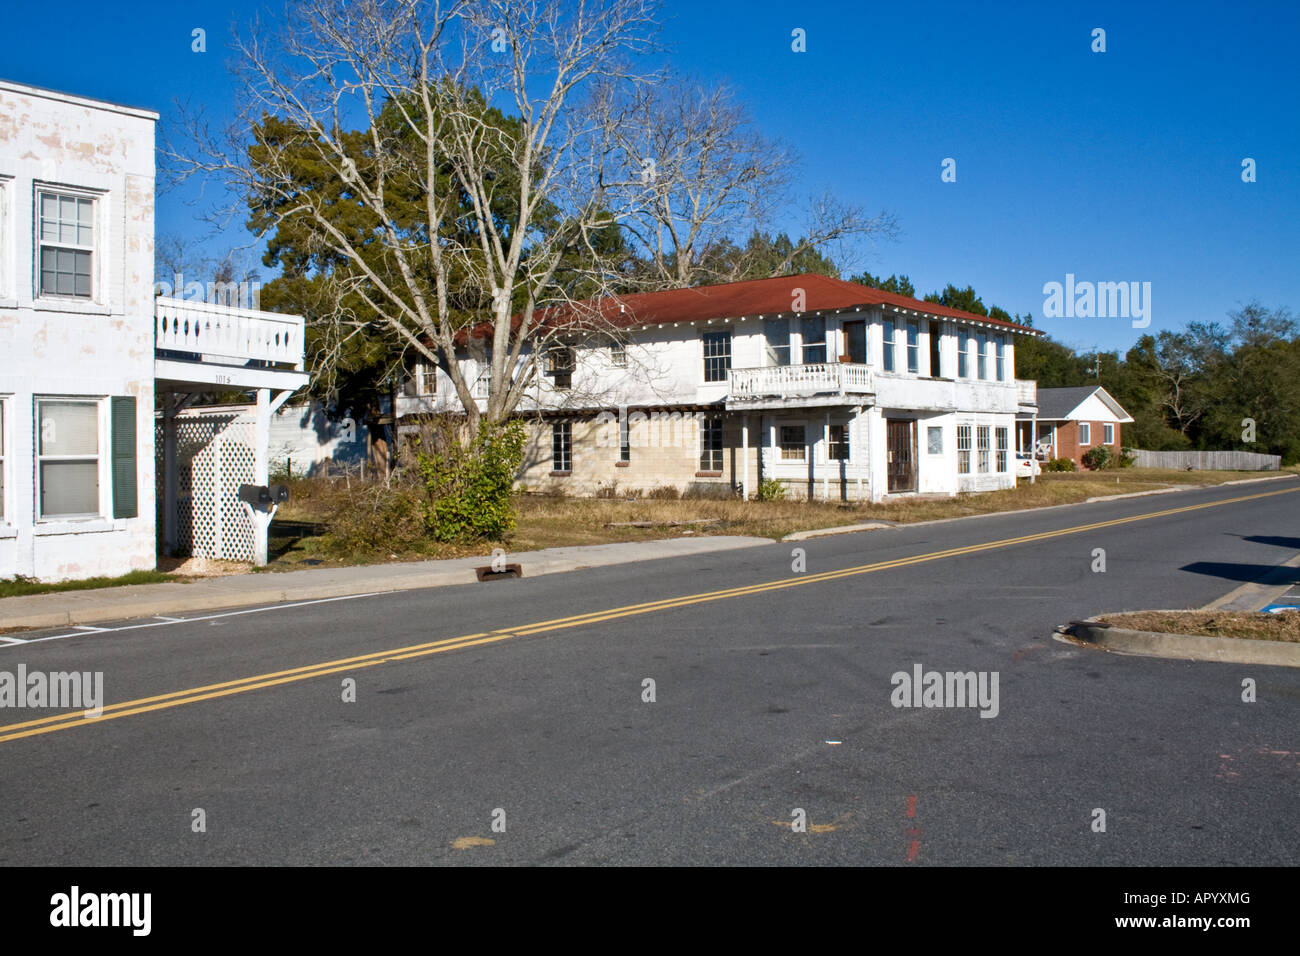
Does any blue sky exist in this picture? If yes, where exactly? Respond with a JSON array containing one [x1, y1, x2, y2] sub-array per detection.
[[5, 0, 1296, 354]]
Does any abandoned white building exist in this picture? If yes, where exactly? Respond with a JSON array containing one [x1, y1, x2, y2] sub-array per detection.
[[402, 274, 1042, 501], [0, 80, 307, 581]]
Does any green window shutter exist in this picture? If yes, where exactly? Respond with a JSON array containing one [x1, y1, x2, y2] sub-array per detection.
[[111, 396, 138, 519]]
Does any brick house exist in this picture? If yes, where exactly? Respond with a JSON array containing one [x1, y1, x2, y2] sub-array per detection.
[[1018, 386, 1133, 467]]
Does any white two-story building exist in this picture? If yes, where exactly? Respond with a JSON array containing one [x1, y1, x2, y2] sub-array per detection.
[[398, 273, 1041, 501], [1, 80, 307, 581]]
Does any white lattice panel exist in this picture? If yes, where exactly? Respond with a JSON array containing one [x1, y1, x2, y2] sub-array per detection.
[[158, 412, 259, 561]]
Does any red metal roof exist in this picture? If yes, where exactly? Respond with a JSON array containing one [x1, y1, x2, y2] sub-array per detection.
[[459, 273, 1038, 342]]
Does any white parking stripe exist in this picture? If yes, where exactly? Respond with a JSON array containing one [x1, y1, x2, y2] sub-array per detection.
[[0, 592, 384, 649]]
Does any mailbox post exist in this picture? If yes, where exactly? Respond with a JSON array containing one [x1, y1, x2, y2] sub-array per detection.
[[237, 483, 290, 566]]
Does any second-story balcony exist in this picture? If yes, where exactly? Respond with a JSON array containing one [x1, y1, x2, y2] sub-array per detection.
[[726, 362, 874, 410], [154, 296, 310, 393], [1016, 379, 1038, 412]]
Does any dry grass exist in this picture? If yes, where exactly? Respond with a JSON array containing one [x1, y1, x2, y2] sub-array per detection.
[[1099, 610, 1300, 642], [262, 467, 1298, 569]]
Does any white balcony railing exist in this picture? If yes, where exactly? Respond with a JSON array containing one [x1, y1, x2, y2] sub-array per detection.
[[155, 296, 305, 370], [728, 362, 874, 400], [1016, 379, 1037, 407]]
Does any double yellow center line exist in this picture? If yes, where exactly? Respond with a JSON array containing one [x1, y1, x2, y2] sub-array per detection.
[[1, 484, 1294, 745]]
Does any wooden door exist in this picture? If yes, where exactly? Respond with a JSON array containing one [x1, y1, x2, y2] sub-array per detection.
[[842, 320, 867, 364], [886, 419, 916, 493]]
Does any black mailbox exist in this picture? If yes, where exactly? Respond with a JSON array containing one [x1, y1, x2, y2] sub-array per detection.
[[270, 484, 290, 504], [238, 484, 273, 507]]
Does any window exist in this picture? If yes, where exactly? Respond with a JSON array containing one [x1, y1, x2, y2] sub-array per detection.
[[547, 345, 575, 390], [929, 321, 942, 377], [977, 426, 990, 473], [828, 424, 849, 461], [906, 321, 920, 373], [800, 316, 826, 364], [976, 332, 988, 379], [995, 336, 1006, 381], [409, 360, 437, 396], [37, 400, 100, 518], [609, 341, 627, 367], [958, 331, 970, 378], [882, 319, 896, 372], [700, 416, 723, 472], [0, 179, 9, 299], [996, 427, 1008, 472], [779, 425, 805, 461], [764, 318, 791, 366], [1079, 422, 1092, 445], [1104, 423, 1114, 445], [843, 320, 867, 364], [927, 426, 943, 455], [702, 331, 731, 382], [620, 421, 631, 463], [38, 191, 95, 299], [957, 425, 971, 474], [551, 422, 572, 472]]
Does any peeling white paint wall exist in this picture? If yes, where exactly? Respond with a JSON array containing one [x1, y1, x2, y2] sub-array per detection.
[[0, 81, 157, 581]]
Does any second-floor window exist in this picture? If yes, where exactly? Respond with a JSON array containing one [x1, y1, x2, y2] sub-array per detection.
[[609, 341, 627, 367], [977, 332, 988, 379], [882, 319, 896, 372], [995, 336, 1006, 381], [547, 346, 575, 390], [958, 330, 971, 378], [38, 191, 95, 299], [929, 321, 943, 377], [702, 331, 731, 382], [408, 360, 437, 396], [906, 321, 920, 373], [764, 318, 790, 366], [800, 316, 826, 364]]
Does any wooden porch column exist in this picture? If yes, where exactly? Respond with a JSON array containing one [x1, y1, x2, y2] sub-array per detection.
[[823, 411, 830, 501], [855, 405, 864, 502], [741, 414, 751, 500]]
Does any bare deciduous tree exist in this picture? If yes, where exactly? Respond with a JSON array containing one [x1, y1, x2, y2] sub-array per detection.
[[598, 74, 899, 287], [168, 0, 660, 433]]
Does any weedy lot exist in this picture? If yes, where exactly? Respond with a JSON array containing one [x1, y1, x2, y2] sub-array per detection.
[[260, 467, 1300, 571]]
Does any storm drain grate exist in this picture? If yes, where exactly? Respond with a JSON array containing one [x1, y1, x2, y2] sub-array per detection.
[[476, 564, 523, 582]]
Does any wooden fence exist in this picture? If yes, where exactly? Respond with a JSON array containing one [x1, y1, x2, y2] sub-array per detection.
[[1131, 449, 1281, 471]]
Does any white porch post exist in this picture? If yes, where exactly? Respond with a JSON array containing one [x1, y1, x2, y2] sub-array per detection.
[[248, 388, 296, 566], [823, 411, 830, 501], [741, 414, 750, 500], [855, 405, 864, 502], [163, 398, 179, 554], [1030, 413, 1038, 485]]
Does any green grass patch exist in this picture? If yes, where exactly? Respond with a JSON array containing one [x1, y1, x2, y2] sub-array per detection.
[[0, 569, 180, 598]]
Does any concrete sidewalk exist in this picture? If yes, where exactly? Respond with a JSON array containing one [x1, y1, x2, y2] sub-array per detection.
[[0, 536, 774, 631]]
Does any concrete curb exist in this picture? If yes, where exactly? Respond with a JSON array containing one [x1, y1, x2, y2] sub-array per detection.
[[780, 472, 1299, 541], [784, 521, 896, 541], [1204, 552, 1300, 612], [0, 536, 774, 631], [1068, 620, 1300, 668]]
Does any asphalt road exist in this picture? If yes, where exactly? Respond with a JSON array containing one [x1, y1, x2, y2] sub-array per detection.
[[2, 479, 1298, 866]]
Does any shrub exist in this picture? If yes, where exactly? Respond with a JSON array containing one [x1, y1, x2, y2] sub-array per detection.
[[1043, 457, 1076, 472], [756, 477, 787, 501], [1081, 446, 1112, 471], [1117, 447, 1137, 468], [415, 419, 527, 542], [646, 484, 681, 500], [323, 478, 428, 556]]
